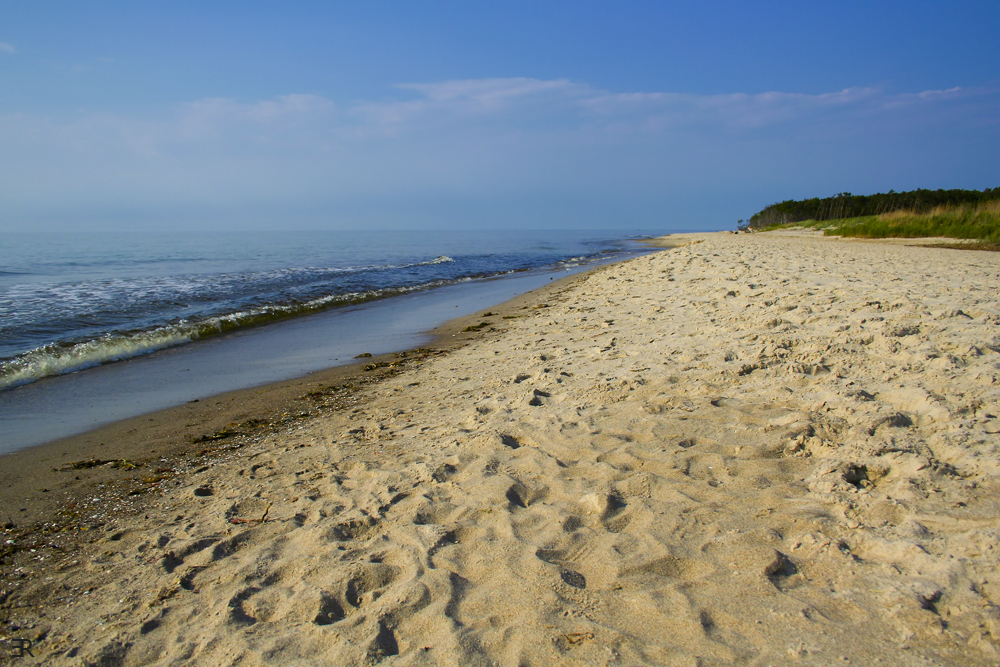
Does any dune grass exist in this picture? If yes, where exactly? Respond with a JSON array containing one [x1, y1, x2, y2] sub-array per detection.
[[763, 201, 1000, 246]]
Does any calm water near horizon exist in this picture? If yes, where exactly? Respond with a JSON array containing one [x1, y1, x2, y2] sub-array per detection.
[[0, 229, 661, 452]]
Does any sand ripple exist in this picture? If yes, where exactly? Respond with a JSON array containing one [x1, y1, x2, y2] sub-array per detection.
[[15, 232, 1000, 665]]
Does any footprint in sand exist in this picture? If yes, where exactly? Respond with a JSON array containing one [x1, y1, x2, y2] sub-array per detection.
[[506, 481, 548, 508], [528, 388, 552, 406], [314, 591, 347, 625], [311, 561, 402, 628], [621, 554, 715, 581], [579, 491, 630, 532], [499, 433, 523, 449], [535, 548, 589, 590], [227, 586, 261, 626]]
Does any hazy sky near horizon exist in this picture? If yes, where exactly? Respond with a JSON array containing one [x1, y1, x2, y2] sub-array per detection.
[[1, 1, 998, 232]]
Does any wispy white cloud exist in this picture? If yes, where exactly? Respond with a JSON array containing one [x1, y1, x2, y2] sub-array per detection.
[[0, 42, 16, 54], [578, 86, 882, 127], [400, 77, 577, 104], [12, 78, 969, 148], [0, 79, 996, 229]]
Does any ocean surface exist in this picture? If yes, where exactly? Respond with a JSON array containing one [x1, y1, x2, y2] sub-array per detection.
[[0, 229, 650, 390], [0, 229, 657, 451]]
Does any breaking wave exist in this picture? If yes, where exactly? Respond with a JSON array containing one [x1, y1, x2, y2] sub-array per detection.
[[0, 278, 460, 390]]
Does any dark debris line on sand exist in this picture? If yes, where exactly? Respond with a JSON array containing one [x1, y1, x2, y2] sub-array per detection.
[[0, 347, 458, 638], [0, 272, 592, 658]]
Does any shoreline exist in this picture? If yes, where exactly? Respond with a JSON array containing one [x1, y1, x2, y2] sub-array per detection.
[[4, 230, 999, 665], [0, 264, 611, 528], [1, 252, 650, 455]]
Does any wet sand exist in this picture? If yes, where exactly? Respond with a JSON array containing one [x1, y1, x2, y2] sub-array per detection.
[[0, 264, 615, 454], [3, 231, 1000, 665], [0, 270, 587, 528]]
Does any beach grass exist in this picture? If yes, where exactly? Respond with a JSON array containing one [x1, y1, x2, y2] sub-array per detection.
[[762, 200, 1000, 246], [5, 232, 1000, 664]]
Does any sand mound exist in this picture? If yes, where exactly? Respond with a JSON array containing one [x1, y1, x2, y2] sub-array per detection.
[[5, 232, 1000, 665]]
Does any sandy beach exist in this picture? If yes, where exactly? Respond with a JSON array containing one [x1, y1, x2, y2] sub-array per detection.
[[3, 230, 1000, 665]]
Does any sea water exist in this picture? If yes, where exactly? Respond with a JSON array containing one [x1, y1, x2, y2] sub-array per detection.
[[0, 229, 650, 390], [0, 229, 656, 451]]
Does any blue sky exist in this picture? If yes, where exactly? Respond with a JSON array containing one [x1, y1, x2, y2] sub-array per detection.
[[1, 1, 998, 232]]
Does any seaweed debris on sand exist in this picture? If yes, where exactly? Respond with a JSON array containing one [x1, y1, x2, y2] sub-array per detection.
[[3, 231, 1000, 666]]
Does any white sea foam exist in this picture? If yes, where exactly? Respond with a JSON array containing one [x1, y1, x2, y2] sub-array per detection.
[[0, 231, 633, 391], [0, 328, 194, 390], [0, 277, 463, 390]]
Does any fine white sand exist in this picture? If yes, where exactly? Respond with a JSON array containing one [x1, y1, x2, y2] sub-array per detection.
[[6, 231, 1000, 665]]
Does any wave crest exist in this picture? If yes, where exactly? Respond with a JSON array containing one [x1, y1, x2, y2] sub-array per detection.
[[0, 278, 462, 390]]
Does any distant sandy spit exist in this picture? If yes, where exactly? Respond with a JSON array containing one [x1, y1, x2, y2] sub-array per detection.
[[4, 231, 1000, 665]]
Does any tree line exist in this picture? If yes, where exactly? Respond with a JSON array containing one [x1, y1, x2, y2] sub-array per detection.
[[742, 187, 1000, 229]]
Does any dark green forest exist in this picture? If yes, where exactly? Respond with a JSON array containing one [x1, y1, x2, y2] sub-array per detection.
[[743, 188, 1000, 229]]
